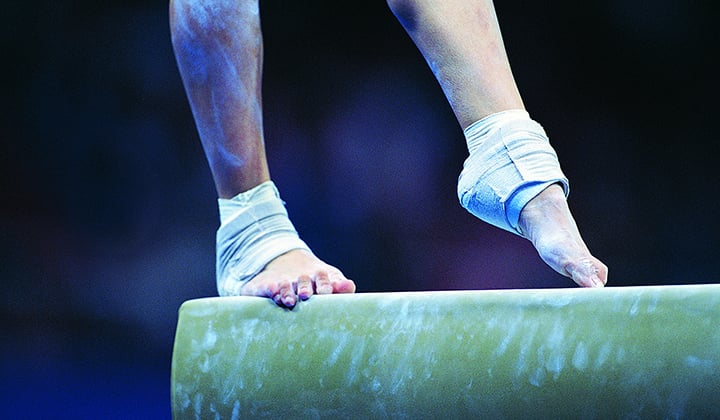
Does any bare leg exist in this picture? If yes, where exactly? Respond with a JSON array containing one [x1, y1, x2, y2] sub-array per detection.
[[170, 0, 355, 306], [388, 0, 608, 287]]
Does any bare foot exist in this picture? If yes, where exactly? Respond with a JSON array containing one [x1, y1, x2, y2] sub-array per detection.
[[239, 249, 356, 308], [518, 184, 608, 288]]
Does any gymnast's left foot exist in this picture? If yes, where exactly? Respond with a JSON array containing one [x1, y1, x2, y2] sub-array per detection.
[[518, 184, 608, 288], [239, 249, 356, 309]]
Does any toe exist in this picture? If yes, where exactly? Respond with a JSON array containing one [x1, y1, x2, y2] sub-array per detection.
[[278, 281, 298, 308], [245, 275, 298, 308], [314, 271, 333, 295], [330, 272, 356, 294], [564, 257, 607, 288], [296, 275, 313, 300]]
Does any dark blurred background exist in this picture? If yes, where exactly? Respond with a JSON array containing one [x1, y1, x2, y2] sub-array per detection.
[[2, 0, 717, 417]]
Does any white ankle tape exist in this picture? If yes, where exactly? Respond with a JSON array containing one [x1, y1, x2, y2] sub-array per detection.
[[457, 109, 569, 236], [216, 181, 311, 296]]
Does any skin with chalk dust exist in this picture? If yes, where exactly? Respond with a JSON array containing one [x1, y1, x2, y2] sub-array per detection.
[[170, 0, 357, 307], [170, 0, 267, 195], [170, 0, 607, 309]]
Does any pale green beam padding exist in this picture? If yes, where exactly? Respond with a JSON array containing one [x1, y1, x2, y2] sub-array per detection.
[[171, 285, 720, 418]]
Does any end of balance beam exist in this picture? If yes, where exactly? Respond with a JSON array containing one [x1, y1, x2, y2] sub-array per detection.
[[171, 285, 720, 418]]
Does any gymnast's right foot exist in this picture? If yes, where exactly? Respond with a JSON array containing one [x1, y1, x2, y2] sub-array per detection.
[[518, 184, 608, 288], [458, 110, 608, 288], [239, 249, 356, 309]]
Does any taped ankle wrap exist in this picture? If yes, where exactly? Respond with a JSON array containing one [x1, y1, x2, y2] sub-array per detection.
[[457, 109, 569, 236], [216, 181, 311, 296]]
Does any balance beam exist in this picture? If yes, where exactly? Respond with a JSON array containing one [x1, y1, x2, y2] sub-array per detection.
[[171, 285, 720, 418]]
